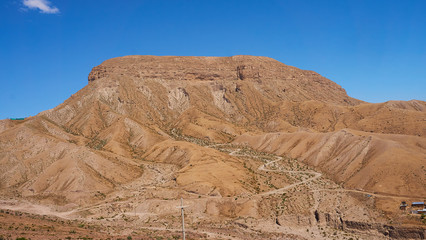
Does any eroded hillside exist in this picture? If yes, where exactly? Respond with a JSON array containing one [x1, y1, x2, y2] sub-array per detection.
[[0, 55, 425, 239]]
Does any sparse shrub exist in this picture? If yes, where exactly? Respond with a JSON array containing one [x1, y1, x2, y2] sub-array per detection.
[[86, 137, 107, 150]]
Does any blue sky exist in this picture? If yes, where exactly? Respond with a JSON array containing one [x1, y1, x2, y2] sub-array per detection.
[[1, 0, 425, 119]]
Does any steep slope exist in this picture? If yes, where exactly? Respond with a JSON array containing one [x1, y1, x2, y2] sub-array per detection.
[[39, 55, 425, 144], [0, 117, 144, 204], [40, 56, 363, 140], [234, 129, 426, 197], [276, 100, 426, 136]]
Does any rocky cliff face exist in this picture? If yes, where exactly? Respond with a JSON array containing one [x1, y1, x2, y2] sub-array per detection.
[[43, 55, 424, 139], [88, 55, 360, 105]]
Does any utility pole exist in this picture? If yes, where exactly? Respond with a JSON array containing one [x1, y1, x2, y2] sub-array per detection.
[[177, 197, 188, 240]]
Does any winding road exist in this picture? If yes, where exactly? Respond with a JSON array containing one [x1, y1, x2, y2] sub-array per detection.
[[229, 148, 322, 197]]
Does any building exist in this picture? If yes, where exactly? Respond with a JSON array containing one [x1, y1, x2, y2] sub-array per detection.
[[400, 201, 408, 210], [411, 202, 425, 208]]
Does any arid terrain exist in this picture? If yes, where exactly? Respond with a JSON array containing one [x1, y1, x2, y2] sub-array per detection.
[[0, 55, 425, 239]]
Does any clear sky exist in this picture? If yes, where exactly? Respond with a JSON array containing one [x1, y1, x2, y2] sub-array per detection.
[[1, 0, 425, 119]]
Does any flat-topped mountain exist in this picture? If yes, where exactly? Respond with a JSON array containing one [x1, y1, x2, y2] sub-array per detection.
[[88, 55, 360, 105], [0, 55, 425, 239]]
